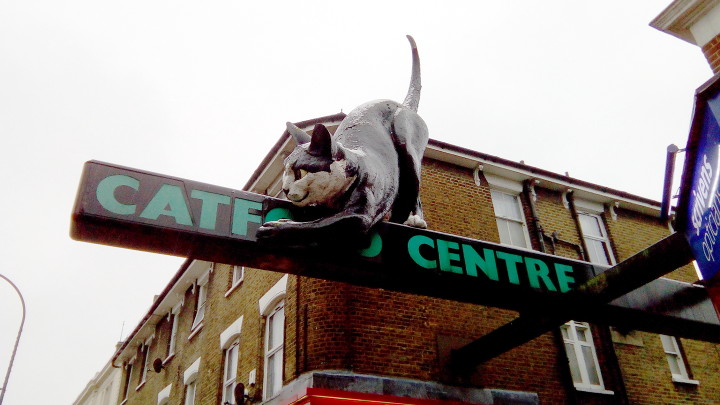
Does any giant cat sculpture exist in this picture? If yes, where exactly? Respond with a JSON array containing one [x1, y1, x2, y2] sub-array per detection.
[[257, 35, 429, 243]]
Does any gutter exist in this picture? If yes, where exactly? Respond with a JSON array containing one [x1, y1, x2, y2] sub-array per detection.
[[427, 138, 662, 210], [523, 179, 546, 253]]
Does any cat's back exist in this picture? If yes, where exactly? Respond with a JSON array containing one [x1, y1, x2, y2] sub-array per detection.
[[334, 99, 405, 148]]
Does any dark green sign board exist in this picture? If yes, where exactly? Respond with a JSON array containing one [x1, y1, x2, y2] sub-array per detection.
[[72, 161, 720, 341], [72, 160, 600, 310]]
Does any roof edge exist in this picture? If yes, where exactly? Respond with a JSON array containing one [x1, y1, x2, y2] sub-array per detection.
[[427, 138, 662, 208], [111, 257, 194, 367], [650, 0, 720, 45]]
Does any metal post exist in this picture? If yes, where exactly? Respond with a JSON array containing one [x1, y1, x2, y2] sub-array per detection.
[[706, 275, 720, 323], [450, 232, 695, 369], [0, 274, 26, 405], [661, 144, 680, 221]]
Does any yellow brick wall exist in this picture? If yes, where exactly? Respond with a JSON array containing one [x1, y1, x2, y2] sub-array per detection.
[[614, 332, 720, 404], [605, 207, 697, 283], [121, 264, 292, 404], [120, 155, 720, 405]]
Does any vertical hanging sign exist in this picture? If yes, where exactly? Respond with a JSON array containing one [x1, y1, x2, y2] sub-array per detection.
[[678, 74, 720, 281]]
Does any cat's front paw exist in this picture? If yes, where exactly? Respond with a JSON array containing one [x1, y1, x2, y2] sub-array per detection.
[[256, 219, 293, 239], [404, 214, 427, 229]]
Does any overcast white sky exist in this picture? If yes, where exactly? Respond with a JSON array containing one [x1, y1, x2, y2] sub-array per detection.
[[0, 1, 714, 404]]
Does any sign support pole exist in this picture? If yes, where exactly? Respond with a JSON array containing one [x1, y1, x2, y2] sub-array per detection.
[[707, 275, 720, 321], [450, 232, 694, 370]]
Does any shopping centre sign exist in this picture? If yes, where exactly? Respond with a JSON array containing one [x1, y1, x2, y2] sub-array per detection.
[[72, 158, 720, 343], [71, 160, 597, 310]]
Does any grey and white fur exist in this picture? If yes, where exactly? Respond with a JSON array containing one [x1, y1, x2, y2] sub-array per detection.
[[257, 35, 429, 242]]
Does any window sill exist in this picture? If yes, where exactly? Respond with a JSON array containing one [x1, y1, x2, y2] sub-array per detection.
[[188, 323, 204, 341], [672, 376, 700, 385], [575, 385, 614, 395], [225, 281, 244, 298]]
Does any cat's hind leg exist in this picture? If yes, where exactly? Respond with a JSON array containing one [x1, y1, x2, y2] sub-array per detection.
[[390, 108, 429, 228], [403, 198, 427, 229]]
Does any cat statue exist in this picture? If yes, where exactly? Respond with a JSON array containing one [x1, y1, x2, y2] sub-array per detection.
[[257, 35, 429, 244]]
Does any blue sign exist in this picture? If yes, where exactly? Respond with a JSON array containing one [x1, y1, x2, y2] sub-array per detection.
[[682, 76, 720, 280]]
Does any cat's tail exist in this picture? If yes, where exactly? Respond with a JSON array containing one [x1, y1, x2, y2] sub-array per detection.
[[402, 35, 421, 112]]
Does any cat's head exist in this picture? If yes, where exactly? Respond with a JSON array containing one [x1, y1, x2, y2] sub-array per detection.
[[281, 123, 356, 207]]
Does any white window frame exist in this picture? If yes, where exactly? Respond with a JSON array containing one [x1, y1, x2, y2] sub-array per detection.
[[157, 384, 172, 405], [191, 272, 210, 332], [263, 301, 285, 400], [222, 339, 240, 404], [575, 200, 617, 266], [660, 335, 699, 384], [490, 189, 531, 249], [233, 265, 245, 286], [166, 303, 181, 360], [122, 361, 134, 403], [219, 316, 243, 404], [184, 380, 197, 405], [485, 175, 532, 249], [183, 357, 201, 405], [226, 266, 245, 297], [560, 321, 613, 394], [137, 342, 151, 388], [258, 275, 288, 400]]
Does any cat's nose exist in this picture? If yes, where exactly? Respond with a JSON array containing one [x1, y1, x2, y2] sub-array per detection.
[[287, 190, 308, 202]]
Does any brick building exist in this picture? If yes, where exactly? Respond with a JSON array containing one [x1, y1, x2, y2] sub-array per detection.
[[92, 105, 720, 405], [78, 3, 720, 405]]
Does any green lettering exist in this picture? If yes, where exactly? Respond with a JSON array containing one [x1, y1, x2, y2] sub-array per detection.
[[554, 263, 576, 293], [190, 190, 231, 230], [139, 184, 192, 226], [462, 245, 498, 280], [358, 232, 382, 258], [525, 257, 557, 291], [265, 207, 294, 222], [232, 198, 262, 236], [96, 174, 139, 215], [496, 251, 522, 285], [437, 239, 463, 274], [408, 235, 437, 269]]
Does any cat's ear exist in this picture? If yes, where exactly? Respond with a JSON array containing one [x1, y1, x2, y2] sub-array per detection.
[[309, 124, 332, 157], [286, 122, 311, 145]]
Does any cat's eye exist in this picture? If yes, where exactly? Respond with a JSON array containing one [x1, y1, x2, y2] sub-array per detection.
[[294, 168, 308, 179]]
